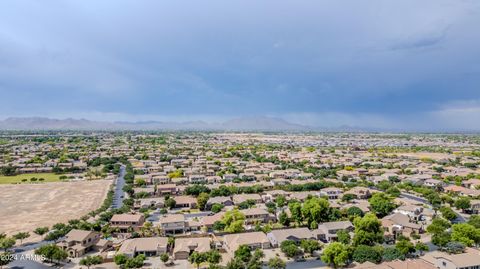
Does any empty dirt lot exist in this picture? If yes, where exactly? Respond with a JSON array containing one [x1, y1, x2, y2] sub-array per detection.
[[0, 180, 111, 236]]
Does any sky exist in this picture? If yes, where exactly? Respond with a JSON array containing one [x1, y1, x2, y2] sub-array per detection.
[[1, 0, 480, 131]]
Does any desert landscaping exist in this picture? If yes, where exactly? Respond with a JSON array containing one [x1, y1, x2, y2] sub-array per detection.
[[0, 180, 111, 237]]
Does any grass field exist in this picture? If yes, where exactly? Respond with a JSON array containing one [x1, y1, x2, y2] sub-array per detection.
[[0, 173, 63, 184]]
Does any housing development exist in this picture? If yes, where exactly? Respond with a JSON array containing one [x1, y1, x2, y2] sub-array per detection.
[[1, 132, 480, 269]]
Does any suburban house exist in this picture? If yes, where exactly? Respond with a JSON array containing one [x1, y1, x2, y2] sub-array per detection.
[[156, 184, 178, 195], [232, 194, 263, 204], [469, 200, 480, 214], [152, 175, 171, 185], [422, 248, 480, 269], [206, 196, 233, 209], [314, 221, 354, 242], [189, 175, 207, 184], [159, 214, 186, 235], [57, 229, 103, 257], [382, 213, 423, 238], [344, 187, 371, 199], [241, 208, 272, 224], [444, 185, 480, 197], [462, 178, 480, 190], [223, 232, 270, 253], [174, 196, 197, 209], [173, 237, 211, 260], [424, 179, 445, 188], [320, 187, 343, 200], [201, 212, 225, 231], [267, 228, 316, 247], [110, 214, 145, 233], [135, 197, 165, 209], [117, 237, 168, 257], [393, 205, 424, 221]]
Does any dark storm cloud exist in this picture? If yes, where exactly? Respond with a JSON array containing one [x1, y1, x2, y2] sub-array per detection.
[[0, 0, 480, 129]]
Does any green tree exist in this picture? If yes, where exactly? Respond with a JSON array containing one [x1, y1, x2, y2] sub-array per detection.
[[386, 187, 401, 197], [79, 255, 103, 269], [13, 232, 30, 244], [279, 211, 290, 226], [382, 247, 405, 261], [213, 221, 226, 231], [432, 231, 452, 247], [300, 239, 321, 254], [0, 237, 15, 252], [114, 254, 128, 266], [189, 252, 207, 269], [427, 218, 451, 235], [352, 245, 383, 264], [247, 249, 265, 269], [395, 239, 415, 256], [347, 206, 364, 219], [268, 257, 286, 269], [205, 250, 222, 266], [288, 202, 303, 224], [468, 215, 480, 228], [280, 240, 302, 258], [368, 193, 396, 217], [160, 253, 169, 264], [439, 206, 457, 221], [226, 258, 244, 269], [222, 209, 246, 233], [125, 254, 145, 268], [415, 242, 429, 255], [35, 244, 68, 264], [337, 230, 351, 245], [342, 193, 357, 202], [275, 195, 287, 207], [33, 227, 49, 238], [165, 198, 176, 209], [234, 245, 252, 263], [301, 197, 330, 227], [321, 242, 349, 268], [455, 197, 471, 212], [352, 213, 384, 246], [211, 204, 224, 213], [197, 192, 210, 210], [451, 223, 480, 247]]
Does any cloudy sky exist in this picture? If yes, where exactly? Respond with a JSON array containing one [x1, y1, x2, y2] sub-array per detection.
[[1, 0, 480, 130]]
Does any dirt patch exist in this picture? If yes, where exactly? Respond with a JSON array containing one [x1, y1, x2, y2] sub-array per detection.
[[0, 180, 111, 237]]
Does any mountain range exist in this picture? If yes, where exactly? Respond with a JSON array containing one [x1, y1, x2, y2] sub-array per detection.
[[0, 116, 314, 131]]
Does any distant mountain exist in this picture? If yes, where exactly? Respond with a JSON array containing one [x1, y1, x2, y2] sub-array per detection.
[[0, 117, 115, 130], [221, 116, 310, 131], [0, 116, 312, 131]]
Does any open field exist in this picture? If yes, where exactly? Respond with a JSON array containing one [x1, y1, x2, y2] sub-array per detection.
[[0, 180, 111, 236], [0, 173, 63, 184]]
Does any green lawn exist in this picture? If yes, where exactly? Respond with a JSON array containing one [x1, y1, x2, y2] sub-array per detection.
[[0, 173, 63, 184]]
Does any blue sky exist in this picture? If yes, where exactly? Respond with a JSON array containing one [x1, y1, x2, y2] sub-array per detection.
[[1, 0, 480, 130]]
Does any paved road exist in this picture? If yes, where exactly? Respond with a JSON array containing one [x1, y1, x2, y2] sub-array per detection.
[[12, 241, 51, 253], [9, 260, 52, 269], [399, 192, 428, 204], [10, 241, 54, 269], [112, 165, 126, 209]]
